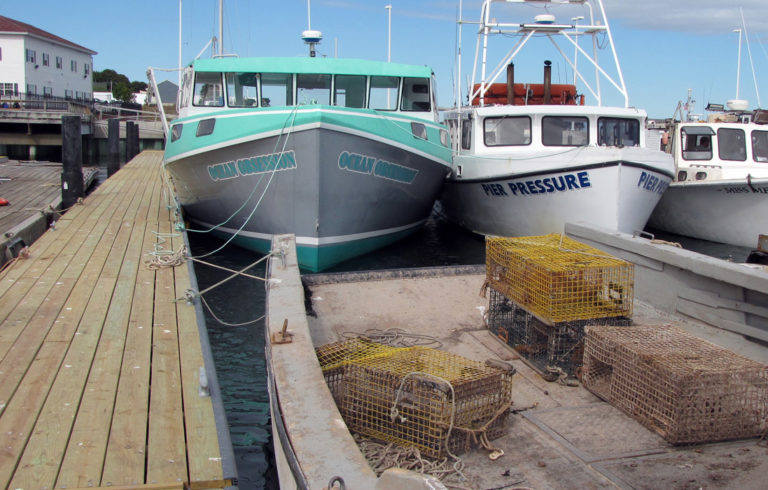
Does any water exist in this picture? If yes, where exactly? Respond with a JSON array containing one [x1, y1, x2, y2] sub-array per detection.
[[187, 209, 754, 489]]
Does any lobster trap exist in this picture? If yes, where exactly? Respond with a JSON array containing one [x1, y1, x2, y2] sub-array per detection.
[[486, 234, 634, 324], [316, 338, 514, 459], [486, 286, 630, 380], [582, 324, 768, 444]]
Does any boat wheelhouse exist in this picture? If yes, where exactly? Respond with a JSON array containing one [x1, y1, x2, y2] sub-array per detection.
[[439, 0, 674, 238], [648, 109, 768, 248]]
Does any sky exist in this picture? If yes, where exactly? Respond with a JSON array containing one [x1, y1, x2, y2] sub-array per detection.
[[2, 0, 768, 119]]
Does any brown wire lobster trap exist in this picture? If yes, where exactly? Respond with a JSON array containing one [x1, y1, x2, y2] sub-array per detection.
[[486, 286, 630, 380], [582, 324, 768, 444], [316, 338, 514, 459], [486, 234, 634, 324]]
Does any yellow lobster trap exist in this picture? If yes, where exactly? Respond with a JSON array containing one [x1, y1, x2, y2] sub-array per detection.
[[486, 234, 634, 324], [316, 338, 514, 459]]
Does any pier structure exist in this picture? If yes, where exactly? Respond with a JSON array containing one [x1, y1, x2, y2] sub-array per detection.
[[0, 98, 166, 162], [0, 150, 235, 489]]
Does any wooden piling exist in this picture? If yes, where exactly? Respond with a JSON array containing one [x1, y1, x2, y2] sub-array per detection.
[[107, 118, 120, 176], [61, 115, 84, 209]]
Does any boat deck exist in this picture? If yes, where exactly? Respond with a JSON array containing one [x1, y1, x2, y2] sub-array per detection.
[[301, 268, 768, 489], [0, 151, 234, 489]]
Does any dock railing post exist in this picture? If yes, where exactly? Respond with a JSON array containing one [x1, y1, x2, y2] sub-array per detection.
[[61, 115, 84, 210], [107, 118, 120, 176]]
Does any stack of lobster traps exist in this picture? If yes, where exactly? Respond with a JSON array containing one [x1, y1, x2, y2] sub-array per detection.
[[484, 234, 633, 381]]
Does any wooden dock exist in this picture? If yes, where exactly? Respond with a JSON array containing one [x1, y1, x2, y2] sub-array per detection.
[[0, 160, 98, 266], [0, 151, 235, 489]]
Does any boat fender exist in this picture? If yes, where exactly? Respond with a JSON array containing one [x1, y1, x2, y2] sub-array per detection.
[[0, 198, 8, 206]]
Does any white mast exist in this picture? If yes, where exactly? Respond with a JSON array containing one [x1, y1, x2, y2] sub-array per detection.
[[218, 0, 223, 56], [178, 0, 182, 85]]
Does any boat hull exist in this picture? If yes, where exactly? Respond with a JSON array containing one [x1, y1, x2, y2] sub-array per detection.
[[440, 161, 672, 237], [166, 124, 449, 271], [647, 178, 768, 248]]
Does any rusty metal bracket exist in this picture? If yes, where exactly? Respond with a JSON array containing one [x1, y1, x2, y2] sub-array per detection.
[[271, 318, 293, 344]]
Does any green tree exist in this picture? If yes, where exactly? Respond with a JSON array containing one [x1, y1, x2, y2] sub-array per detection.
[[93, 69, 146, 101], [112, 82, 135, 103]]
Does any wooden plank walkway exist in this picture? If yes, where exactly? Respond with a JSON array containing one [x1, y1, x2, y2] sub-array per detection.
[[0, 151, 234, 489], [0, 160, 98, 233], [0, 160, 99, 267]]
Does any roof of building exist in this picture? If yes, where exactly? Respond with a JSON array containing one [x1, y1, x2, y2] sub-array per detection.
[[157, 80, 179, 104], [0, 15, 97, 55]]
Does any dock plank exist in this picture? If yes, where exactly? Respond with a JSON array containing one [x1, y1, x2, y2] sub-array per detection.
[[146, 217, 188, 485], [55, 157, 163, 488], [100, 168, 165, 486], [12, 162, 161, 489], [0, 151, 233, 489]]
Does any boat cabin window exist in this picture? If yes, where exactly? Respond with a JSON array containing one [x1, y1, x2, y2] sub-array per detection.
[[334, 75, 366, 108], [483, 116, 531, 146], [225, 73, 259, 107], [717, 128, 746, 161], [297, 73, 331, 105], [401, 77, 431, 112], [752, 130, 768, 162], [179, 70, 193, 109], [597, 118, 639, 147], [261, 73, 293, 107], [542, 116, 588, 146], [681, 126, 714, 160], [461, 119, 472, 150], [193, 72, 224, 107], [369, 76, 399, 110]]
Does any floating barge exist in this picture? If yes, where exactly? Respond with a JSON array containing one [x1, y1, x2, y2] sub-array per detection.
[[265, 224, 768, 489]]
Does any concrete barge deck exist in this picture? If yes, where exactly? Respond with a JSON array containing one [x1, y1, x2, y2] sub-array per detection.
[[0, 151, 235, 489], [266, 232, 768, 489]]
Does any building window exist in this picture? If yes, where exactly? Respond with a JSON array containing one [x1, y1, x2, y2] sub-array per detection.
[[1, 83, 19, 96], [43, 86, 53, 97], [0, 47, 3, 61], [56, 56, 63, 69], [26, 84, 37, 95], [84, 63, 90, 76], [42, 53, 49, 67], [65, 89, 73, 99], [26, 49, 36, 63], [71, 60, 77, 72]]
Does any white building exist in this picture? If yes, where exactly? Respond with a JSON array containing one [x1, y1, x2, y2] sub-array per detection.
[[0, 15, 97, 101]]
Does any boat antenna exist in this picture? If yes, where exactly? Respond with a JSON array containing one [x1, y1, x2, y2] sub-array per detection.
[[741, 8, 761, 108], [302, 0, 323, 57]]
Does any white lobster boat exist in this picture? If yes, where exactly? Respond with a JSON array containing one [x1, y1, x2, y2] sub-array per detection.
[[648, 104, 768, 248], [440, 0, 675, 237]]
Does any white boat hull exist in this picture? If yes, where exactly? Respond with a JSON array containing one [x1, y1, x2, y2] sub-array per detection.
[[648, 178, 768, 248], [441, 161, 672, 237]]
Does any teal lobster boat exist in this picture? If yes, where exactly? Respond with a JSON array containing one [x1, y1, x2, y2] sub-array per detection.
[[164, 56, 452, 271]]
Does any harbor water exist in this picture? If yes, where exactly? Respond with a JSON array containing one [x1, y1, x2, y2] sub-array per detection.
[[187, 207, 754, 489]]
